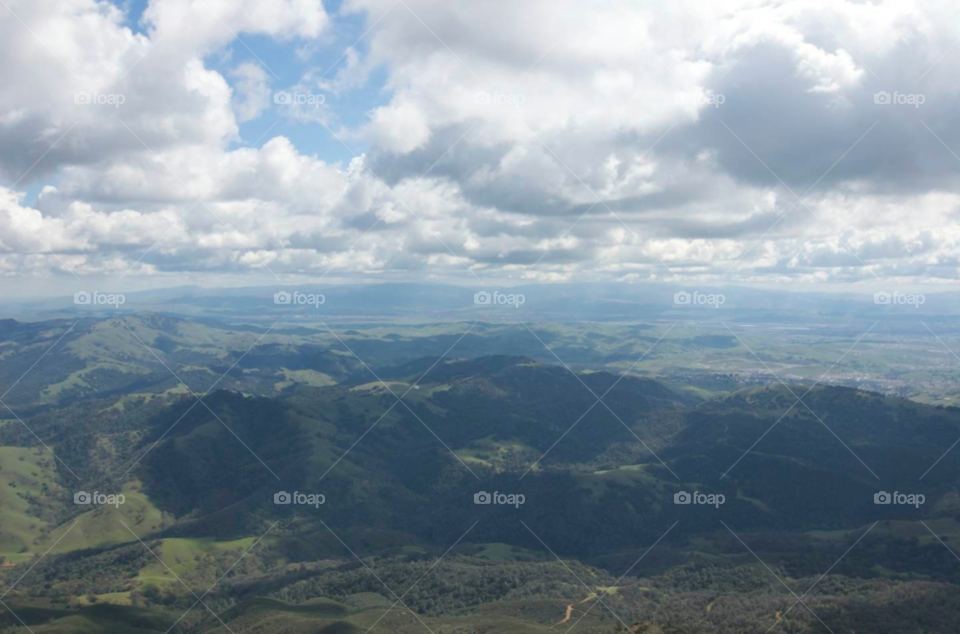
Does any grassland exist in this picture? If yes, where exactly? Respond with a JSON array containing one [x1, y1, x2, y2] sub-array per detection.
[[133, 534, 277, 588], [455, 436, 540, 471], [48, 480, 169, 554], [274, 368, 337, 391], [0, 446, 61, 561]]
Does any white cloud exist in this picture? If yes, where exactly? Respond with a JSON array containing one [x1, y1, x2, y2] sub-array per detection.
[[365, 100, 433, 154], [1, 0, 960, 292], [230, 63, 272, 123]]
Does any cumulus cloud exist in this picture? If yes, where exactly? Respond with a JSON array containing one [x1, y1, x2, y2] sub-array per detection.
[[1, 0, 959, 293], [230, 63, 272, 122]]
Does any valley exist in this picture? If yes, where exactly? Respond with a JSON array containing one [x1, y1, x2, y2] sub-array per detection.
[[0, 309, 958, 632]]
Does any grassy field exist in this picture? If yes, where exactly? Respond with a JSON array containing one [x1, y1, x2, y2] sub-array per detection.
[[1, 602, 175, 633], [41, 361, 146, 403], [12, 596, 586, 634], [133, 535, 277, 588], [463, 542, 551, 562], [0, 446, 61, 561], [48, 480, 169, 554], [455, 436, 540, 471], [216, 595, 614, 634], [274, 368, 337, 391]]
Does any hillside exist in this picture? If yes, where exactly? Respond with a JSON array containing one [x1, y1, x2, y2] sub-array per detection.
[[2, 317, 960, 632]]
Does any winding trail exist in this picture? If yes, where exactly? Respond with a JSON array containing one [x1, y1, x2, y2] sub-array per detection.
[[554, 592, 604, 626], [555, 603, 575, 626]]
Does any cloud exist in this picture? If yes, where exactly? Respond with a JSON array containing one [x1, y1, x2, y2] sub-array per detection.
[[0, 0, 329, 183], [230, 63, 272, 123], [365, 100, 433, 154], [1, 0, 960, 293]]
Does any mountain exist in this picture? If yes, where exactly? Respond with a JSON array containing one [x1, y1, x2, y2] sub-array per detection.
[[6, 282, 960, 324], [3, 315, 960, 632]]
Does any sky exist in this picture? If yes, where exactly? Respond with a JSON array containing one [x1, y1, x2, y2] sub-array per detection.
[[1, 0, 959, 297]]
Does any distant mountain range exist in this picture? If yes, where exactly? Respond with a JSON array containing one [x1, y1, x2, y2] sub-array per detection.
[[2, 282, 956, 325]]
